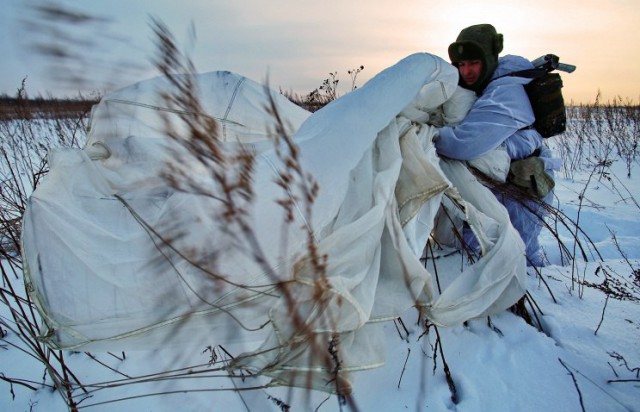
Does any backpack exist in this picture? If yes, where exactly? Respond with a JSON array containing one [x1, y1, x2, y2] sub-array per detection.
[[503, 54, 575, 138]]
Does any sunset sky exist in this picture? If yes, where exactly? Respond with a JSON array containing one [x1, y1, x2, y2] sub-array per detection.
[[3, 0, 639, 103]]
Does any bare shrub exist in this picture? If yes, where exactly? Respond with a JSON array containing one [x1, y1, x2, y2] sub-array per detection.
[[558, 95, 640, 179], [1, 80, 91, 410], [285, 66, 364, 112], [149, 18, 354, 401], [3, 12, 640, 410]]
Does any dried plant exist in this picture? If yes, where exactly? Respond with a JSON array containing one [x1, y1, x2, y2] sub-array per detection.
[[145, 19, 354, 402], [2, 10, 640, 410], [0, 79, 92, 410], [557, 95, 640, 179], [294, 66, 364, 112]]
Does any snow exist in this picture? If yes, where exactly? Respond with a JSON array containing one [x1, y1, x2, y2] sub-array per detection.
[[2, 76, 639, 411], [5, 257, 638, 411]]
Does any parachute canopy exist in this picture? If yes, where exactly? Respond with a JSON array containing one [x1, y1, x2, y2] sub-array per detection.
[[22, 53, 526, 392]]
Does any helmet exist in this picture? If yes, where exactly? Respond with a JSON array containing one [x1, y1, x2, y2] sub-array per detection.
[[448, 24, 504, 93]]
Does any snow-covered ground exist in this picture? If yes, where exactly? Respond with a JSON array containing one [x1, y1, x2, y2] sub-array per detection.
[[2, 96, 639, 412]]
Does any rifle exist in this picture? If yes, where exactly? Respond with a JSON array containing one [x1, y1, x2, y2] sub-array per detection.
[[530, 54, 576, 73]]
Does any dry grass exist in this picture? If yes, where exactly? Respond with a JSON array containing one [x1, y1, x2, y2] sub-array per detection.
[[0, 20, 355, 410], [1, 83, 92, 411], [148, 19, 357, 403], [0, 97, 97, 121], [0, 79, 98, 121], [558, 95, 640, 179], [3, 89, 640, 410], [1, 18, 639, 410]]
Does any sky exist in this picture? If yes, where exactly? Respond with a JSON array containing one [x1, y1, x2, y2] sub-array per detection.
[[2, 0, 639, 103]]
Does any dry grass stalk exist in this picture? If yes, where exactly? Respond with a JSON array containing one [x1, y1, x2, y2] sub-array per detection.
[[0, 79, 93, 409], [146, 20, 354, 402], [2, 16, 640, 409]]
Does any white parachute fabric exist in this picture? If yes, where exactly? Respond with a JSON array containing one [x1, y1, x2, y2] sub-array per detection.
[[22, 71, 314, 350], [21, 53, 526, 389]]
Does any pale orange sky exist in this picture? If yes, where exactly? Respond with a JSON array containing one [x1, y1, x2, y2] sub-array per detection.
[[3, 0, 639, 103]]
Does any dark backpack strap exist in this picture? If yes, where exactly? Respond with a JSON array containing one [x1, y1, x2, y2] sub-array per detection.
[[491, 68, 546, 128], [496, 67, 549, 80]]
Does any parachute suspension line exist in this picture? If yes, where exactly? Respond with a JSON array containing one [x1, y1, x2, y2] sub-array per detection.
[[113, 194, 286, 295], [112, 195, 276, 332], [221, 77, 246, 140]]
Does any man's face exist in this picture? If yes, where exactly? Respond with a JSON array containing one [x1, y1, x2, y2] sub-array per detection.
[[458, 59, 483, 86]]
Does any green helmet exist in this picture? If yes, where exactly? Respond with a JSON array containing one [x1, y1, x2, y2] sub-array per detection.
[[448, 24, 504, 93]]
